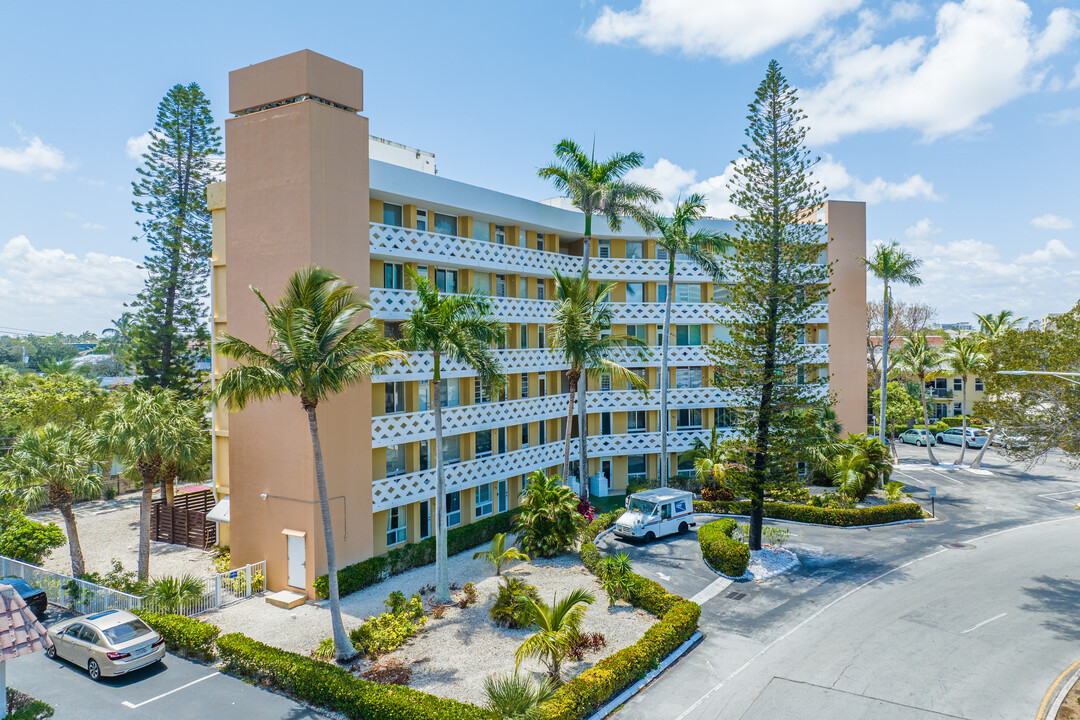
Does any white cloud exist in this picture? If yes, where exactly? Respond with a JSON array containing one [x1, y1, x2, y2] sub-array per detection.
[[586, 0, 862, 61], [803, 0, 1080, 143], [905, 218, 940, 239], [1016, 238, 1074, 263], [625, 158, 697, 214], [1038, 107, 1080, 124], [816, 154, 941, 203], [0, 131, 68, 178], [888, 1, 925, 22], [1031, 213, 1074, 230], [125, 132, 153, 160], [1070, 60, 1080, 88], [81, 222, 106, 231], [0, 236, 145, 335]]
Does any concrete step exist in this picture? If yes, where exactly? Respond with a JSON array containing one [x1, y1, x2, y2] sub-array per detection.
[[265, 590, 306, 609]]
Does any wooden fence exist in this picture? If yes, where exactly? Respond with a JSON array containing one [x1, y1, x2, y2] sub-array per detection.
[[151, 488, 216, 549]]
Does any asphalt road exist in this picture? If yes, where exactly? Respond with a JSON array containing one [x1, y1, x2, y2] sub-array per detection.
[[608, 444, 1080, 720]]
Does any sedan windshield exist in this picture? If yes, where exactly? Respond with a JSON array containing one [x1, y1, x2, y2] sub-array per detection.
[[101, 619, 152, 645], [628, 498, 656, 514]]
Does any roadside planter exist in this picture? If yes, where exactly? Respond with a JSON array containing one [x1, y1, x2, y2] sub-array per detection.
[[615, 489, 695, 542]]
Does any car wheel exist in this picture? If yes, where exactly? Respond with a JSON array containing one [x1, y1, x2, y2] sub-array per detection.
[[45, 645, 56, 659], [915, 439, 922, 446], [644, 531, 655, 543], [88, 659, 101, 681], [678, 522, 688, 534]]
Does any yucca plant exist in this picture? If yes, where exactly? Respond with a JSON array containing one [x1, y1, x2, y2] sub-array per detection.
[[884, 480, 907, 503], [145, 574, 205, 614], [483, 671, 558, 719], [595, 551, 634, 607], [515, 588, 595, 680], [473, 532, 530, 576], [312, 637, 336, 661]]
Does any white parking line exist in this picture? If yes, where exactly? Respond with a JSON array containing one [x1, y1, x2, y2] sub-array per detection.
[[121, 672, 219, 709], [690, 577, 733, 606], [1038, 489, 1080, 506], [961, 612, 1007, 634], [926, 468, 966, 486]]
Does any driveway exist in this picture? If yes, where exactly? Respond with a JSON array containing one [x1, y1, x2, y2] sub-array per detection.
[[608, 445, 1080, 720]]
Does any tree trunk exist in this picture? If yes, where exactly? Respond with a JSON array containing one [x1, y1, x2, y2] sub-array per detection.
[[578, 222, 591, 502], [659, 269, 675, 486], [433, 358, 450, 603], [304, 403, 356, 662], [562, 371, 578, 484], [955, 382, 968, 466], [968, 428, 995, 469], [59, 503, 85, 577], [918, 377, 939, 465], [136, 462, 157, 581], [878, 284, 890, 445]]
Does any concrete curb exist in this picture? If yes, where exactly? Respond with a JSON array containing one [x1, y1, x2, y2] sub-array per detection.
[[1047, 667, 1080, 719], [586, 631, 704, 720], [692, 512, 935, 530]]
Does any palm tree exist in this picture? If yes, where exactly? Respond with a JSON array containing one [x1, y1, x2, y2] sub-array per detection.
[[514, 587, 595, 680], [649, 194, 728, 485], [966, 311, 1026, 469], [549, 269, 647, 500], [0, 424, 99, 575], [473, 532, 530, 576], [400, 267, 505, 604], [891, 333, 943, 465], [680, 426, 728, 488], [828, 434, 892, 501], [145, 574, 206, 614], [97, 389, 205, 582], [483, 672, 558, 720], [943, 335, 986, 466], [213, 266, 402, 662], [514, 470, 586, 559], [158, 396, 211, 505], [862, 241, 923, 446]]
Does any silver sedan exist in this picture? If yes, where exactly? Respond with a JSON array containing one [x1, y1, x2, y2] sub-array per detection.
[[45, 610, 165, 680]]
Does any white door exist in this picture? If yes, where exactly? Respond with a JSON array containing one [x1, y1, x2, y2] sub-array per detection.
[[287, 534, 306, 589]]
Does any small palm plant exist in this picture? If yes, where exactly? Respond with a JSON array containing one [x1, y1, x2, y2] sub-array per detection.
[[884, 480, 907, 503], [483, 671, 558, 719], [595, 552, 634, 607], [145, 574, 206, 614], [515, 588, 595, 681], [473, 532, 530, 576]]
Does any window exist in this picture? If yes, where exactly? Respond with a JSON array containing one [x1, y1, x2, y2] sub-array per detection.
[[419, 383, 430, 411], [383, 203, 403, 227], [435, 268, 458, 294], [974, 377, 984, 391], [675, 368, 701, 388], [953, 377, 963, 391], [598, 239, 610, 258], [626, 241, 644, 259], [627, 410, 647, 433], [475, 430, 492, 458], [495, 225, 506, 244], [675, 283, 702, 303], [419, 441, 429, 471], [520, 372, 529, 398], [655, 324, 665, 346], [475, 484, 493, 518], [677, 455, 695, 477], [626, 283, 645, 304], [385, 444, 406, 477], [628, 455, 647, 480], [538, 376, 546, 397], [433, 213, 458, 236], [536, 282, 545, 301], [600, 374, 612, 392], [416, 210, 428, 231], [419, 500, 431, 539], [521, 424, 530, 448], [496, 274, 507, 297], [953, 402, 963, 416], [384, 382, 407, 414], [383, 263, 404, 289], [538, 326, 546, 349], [383, 321, 402, 340], [386, 506, 406, 546], [713, 284, 731, 303], [446, 492, 461, 527], [657, 247, 668, 262], [442, 435, 460, 464], [677, 408, 703, 429], [474, 273, 491, 295], [601, 412, 612, 436], [657, 285, 666, 304], [416, 265, 428, 282], [536, 233, 545, 251], [715, 407, 733, 428], [675, 325, 702, 346], [519, 326, 528, 349], [475, 378, 494, 404], [627, 325, 647, 342], [439, 379, 461, 407], [539, 420, 546, 445], [473, 222, 490, 242], [498, 427, 507, 454], [497, 480, 508, 513]]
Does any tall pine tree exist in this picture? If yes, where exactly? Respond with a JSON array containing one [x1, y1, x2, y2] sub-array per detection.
[[710, 61, 831, 551], [125, 83, 221, 395]]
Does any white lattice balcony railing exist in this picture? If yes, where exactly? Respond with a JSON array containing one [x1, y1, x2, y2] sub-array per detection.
[[372, 345, 714, 381], [371, 429, 726, 511], [368, 223, 715, 282], [371, 387, 737, 447]]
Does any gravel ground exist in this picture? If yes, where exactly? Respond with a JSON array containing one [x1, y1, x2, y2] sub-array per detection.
[[29, 497, 217, 580], [206, 546, 656, 707], [742, 547, 799, 580]]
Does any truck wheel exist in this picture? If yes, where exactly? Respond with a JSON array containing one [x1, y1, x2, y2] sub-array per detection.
[[644, 532, 655, 543], [678, 522, 688, 534]]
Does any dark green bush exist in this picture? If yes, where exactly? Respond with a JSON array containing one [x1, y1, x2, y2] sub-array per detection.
[[315, 510, 519, 599], [693, 500, 924, 526], [490, 577, 540, 628], [133, 611, 220, 661], [349, 593, 426, 657], [6, 689, 53, 720], [698, 519, 751, 577], [215, 633, 490, 720]]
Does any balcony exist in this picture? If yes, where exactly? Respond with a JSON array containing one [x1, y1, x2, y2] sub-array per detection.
[[371, 387, 737, 447], [371, 428, 726, 511]]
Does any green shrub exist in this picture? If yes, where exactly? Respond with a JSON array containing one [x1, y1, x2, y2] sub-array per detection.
[[693, 500, 925, 526], [490, 577, 540, 629], [215, 633, 490, 720], [514, 471, 585, 558], [314, 509, 519, 599], [134, 611, 220, 661], [698, 519, 751, 577], [6, 689, 53, 720], [0, 517, 65, 566], [701, 484, 736, 501], [349, 593, 426, 658]]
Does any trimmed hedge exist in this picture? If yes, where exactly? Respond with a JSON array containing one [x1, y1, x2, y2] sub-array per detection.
[[539, 512, 701, 719], [314, 509, 520, 599], [698, 519, 751, 577], [134, 610, 220, 661], [216, 633, 490, 720], [693, 500, 925, 526]]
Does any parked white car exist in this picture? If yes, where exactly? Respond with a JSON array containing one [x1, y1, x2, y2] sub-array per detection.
[[614, 488, 695, 542], [935, 427, 988, 448]]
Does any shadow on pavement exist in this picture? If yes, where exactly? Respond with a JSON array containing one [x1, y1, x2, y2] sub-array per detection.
[[1020, 575, 1080, 642]]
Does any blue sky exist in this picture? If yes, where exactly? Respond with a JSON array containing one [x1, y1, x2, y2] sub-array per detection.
[[2, 0, 1078, 334]]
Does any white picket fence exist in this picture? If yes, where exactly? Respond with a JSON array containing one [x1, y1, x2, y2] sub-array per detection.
[[0, 555, 266, 617]]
